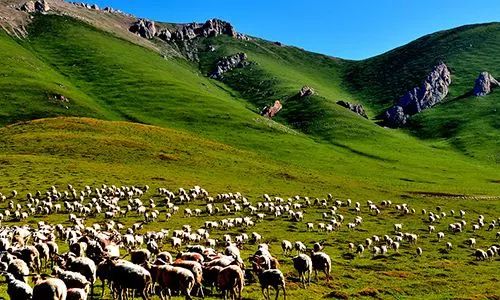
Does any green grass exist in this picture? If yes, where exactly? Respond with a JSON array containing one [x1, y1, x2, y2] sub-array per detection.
[[0, 13, 498, 299]]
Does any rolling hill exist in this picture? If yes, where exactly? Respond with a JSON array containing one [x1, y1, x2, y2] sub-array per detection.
[[0, 2, 497, 200]]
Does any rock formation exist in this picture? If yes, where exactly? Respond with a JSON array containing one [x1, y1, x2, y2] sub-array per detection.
[[384, 63, 451, 127], [21, 0, 49, 13], [261, 100, 283, 118], [298, 86, 315, 97], [130, 18, 249, 43], [473, 72, 499, 96], [34, 0, 50, 12], [129, 19, 156, 39], [336, 101, 368, 118], [209, 53, 249, 79]]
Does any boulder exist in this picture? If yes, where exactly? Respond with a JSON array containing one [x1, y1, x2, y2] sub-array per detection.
[[209, 53, 249, 79], [384, 63, 451, 127], [129, 19, 156, 39], [34, 0, 50, 12], [298, 86, 315, 97], [157, 29, 172, 41], [473, 72, 499, 96], [384, 106, 407, 127], [336, 101, 368, 118], [200, 19, 236, 37], [21, 1, 35, 12], [261, 100, 283, 118]]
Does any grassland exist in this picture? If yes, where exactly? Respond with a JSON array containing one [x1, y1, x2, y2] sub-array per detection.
[[0, 11, 498, 300]]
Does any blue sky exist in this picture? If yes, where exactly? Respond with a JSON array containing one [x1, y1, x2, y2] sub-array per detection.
[[88, 0, 499, 60]]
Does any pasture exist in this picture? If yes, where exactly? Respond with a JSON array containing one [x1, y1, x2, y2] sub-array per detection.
[[0, 183, 499, 299]]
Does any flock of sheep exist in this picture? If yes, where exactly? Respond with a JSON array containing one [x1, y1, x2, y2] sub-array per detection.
[[0, 184, 498, 300]]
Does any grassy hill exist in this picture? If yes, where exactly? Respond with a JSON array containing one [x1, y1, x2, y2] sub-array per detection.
[[0, 14, 495, 198], [344, 22, 500, 162], [0, 8, 499, 300]]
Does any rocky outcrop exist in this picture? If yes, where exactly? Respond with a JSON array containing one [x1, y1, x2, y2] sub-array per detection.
[[473, 72, 499, 96], [129, 19, 157, 39], [34, 0, 50, 12], [337, 101, 368, 118], [260, 100, 283, 118], [384, 63, 451, 127], [69, 2, 120, 13], [21, 0, 49, 13], [131, 18, 249, 43], [209, 53, 249, 79], [298, 86, 315, 97]]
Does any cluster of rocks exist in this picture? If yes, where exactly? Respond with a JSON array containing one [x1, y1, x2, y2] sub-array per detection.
[[260, 100, 283, 118], [129, 19, 156, 39], [209, 53, 249, 79], [384, 62, 451, 127], [20, 0, 50, 13], [69, 2, 124, 13], [473, 71, 499, 96], [336, 101, 368, 118], [130, 18, 250, 42], [298, 86, 315, 97]]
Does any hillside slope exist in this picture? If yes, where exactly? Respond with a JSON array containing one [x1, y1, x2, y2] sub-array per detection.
[[344, 22, 500, 162], [0, 13, 497, 198]]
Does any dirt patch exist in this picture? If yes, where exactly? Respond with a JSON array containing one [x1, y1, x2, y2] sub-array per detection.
[[325, 291, 349, 299], [159, 153, 179, 161], [356, 287, 382, 298]]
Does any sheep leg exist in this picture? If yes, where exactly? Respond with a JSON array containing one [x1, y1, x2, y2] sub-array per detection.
[[262, 288, 268, 300], [282, 285, 286, 300], [140, 289, 149, 300], [197, 284, 205, 298], [275, 286, 280, 300]]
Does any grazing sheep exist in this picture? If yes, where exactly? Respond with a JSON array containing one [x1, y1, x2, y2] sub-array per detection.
[[67, 288, 87, 300], [281, 240, 292, 256], [294, 242, 306, 254], [106, 259, 152, 300], [468, 238, 476, 248], [437, 232, 445, 241], [217, 264, 245, 300], [292, 254, 312, 287], [173, 259, 205, 298], [446, 242, 453, 251], [130, 248, 151, 265], [149, 263, 194, 300], [356, 244, 365, 256], [254, 265, 286, 300], [53, 266, 89, 292], [475, 249, 488, 261], [310, 252, 331, 282], [416, 247, 423, 256], [32, 276, 67, 300], [3, 272, 33, 300]]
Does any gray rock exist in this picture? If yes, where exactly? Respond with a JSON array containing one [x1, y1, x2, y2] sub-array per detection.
[[157, 29, 172, 41], [384, 106, 407, 127], [209, 53, 248, 79], [473, 72, 499, 96], [298, 86, 315, 97], [336, 101, 368, 118], [129, 19, 156, 39], [384, 63, 451, 127]]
